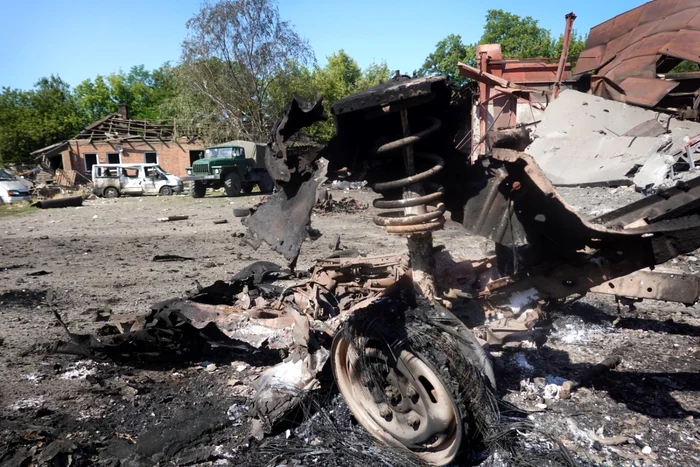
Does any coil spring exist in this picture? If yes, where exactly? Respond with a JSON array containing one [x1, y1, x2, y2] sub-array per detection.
[[372, 116, 446, 234]]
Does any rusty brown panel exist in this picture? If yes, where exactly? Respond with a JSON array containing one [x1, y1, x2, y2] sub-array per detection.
[[585, 4, 643, 48], [476, 43, 502, 61], [491, 94, 516, 130], [576, 0, 700, 107], [599, 32, 633, 68], [604, 55, 658, 83], [502, 63, 566, 83], [573, 44, 607, 74], [638, 0, 689, 24], [686, 10, 700, 29], [590, 77, 627, 101], [648, 8, 697, 34], [590, 269, 700, 305], [664, 29, 700, 62], [626, 19, 662, 45], [619, 77, 680, 107], [625, 31, 677, 60]]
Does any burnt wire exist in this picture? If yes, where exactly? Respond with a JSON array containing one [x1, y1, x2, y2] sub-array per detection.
[[258, 389, 427, 467]]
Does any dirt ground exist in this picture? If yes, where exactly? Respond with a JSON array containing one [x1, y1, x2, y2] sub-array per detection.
[[1, 186, 699, 466]]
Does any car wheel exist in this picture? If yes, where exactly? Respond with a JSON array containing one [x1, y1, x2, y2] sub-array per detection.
[[191, 181, 206, 198], [224, 172, 242, 197], [104, 187, 119, 198], [160, 186, 173, 196]]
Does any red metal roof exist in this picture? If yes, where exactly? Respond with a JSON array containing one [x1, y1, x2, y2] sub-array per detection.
[[574, 0, 700, 107]]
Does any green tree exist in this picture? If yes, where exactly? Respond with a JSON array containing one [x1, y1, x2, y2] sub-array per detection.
[[0, 76, 82, 164], [74, 64, 176, 122], [357, 61, 392, 89], [74, 75, 115, 122], [480, 9, 554, 58], [553, 30, 587, 64], [417, 10, 588, 85], [416, 34, 476, 86], [181, 0, 314, 142], [306, 51, 391, 141]]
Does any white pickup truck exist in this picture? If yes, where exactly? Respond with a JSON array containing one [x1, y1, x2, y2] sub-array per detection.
[[91, 163, 183, 198]]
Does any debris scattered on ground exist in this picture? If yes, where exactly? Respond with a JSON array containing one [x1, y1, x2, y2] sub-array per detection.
[[26, 270, 51, 276], [158, 215, 189, 222], [152, 254, 195, 262], [32, 195, 84, 209], [313, 195, 368, 214]]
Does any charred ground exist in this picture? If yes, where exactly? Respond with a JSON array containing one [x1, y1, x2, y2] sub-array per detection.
[[1, 188, 699, 466]]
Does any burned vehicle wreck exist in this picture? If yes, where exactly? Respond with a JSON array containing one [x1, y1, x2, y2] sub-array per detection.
[[237, 74, 700, 465]]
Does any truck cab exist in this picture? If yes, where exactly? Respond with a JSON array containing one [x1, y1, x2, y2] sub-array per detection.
[[92, 163, 183, 198]]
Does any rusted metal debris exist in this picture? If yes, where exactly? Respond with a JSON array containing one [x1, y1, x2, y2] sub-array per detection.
[[574, 0, 700, 114], [313, 195, 368, 214], [244, 96, 328, 263], [52, 254, 408, 420]]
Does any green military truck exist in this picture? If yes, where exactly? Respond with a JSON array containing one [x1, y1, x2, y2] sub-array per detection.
[[183, 140, 275, 198]]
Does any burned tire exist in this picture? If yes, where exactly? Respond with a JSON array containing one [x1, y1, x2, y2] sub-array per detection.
[[159, 186, 173, 196], [103, 187, 119, 198], [224, 172, 242, 197], [332, 305, 497, 466], [191, 181, 206, 198], [258, 173, 275, 193]]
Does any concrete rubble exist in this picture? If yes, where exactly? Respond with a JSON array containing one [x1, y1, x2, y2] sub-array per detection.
[[526, 90, 700, 190]]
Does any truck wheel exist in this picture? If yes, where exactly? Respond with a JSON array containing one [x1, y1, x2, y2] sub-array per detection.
[[258, 173, 275, 193], [224, 172, 242, 197], [104, 187, 120, 198], [159, 186, 173, 196], [332, 307, 497, 466], [191, 181, 206, 198]]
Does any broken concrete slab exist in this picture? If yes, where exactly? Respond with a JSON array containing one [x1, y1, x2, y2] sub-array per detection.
[[532, 89, 700, 144], [532, 90, 671, 139], [527, 135, 665, 187], [527, 90, 700, 188], [632, 153, 677, 192]]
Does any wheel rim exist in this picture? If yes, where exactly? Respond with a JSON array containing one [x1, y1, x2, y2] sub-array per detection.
[[160, 187, 172, 196], [332, 333, 463, 466], [105, 188, 117, 198]]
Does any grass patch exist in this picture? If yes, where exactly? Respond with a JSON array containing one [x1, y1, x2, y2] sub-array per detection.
[[0, 202, 36, 218]]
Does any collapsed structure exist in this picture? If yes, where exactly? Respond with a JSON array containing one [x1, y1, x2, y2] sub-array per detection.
[[31, 105, 203, 185]]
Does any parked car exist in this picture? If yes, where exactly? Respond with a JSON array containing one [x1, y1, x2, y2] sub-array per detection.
[[0, 169, 32, 204], [91, 164, 183, 198]]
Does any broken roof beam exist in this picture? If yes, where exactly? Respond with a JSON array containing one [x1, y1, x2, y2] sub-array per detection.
[[658, 71, 700, 81], [457, 62, 511, 88]]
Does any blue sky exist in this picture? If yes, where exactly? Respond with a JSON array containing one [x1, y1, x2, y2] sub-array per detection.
[[1, 0, 645, 90]]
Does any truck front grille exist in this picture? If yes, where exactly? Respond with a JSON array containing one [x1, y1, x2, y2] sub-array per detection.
[[193, 164, 210, 174]]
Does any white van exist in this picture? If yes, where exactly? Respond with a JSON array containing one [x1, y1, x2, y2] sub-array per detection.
[[91, 164, 183, 198]]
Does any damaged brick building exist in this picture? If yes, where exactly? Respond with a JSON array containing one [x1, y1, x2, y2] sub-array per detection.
[[31, 105, 204, 184]]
